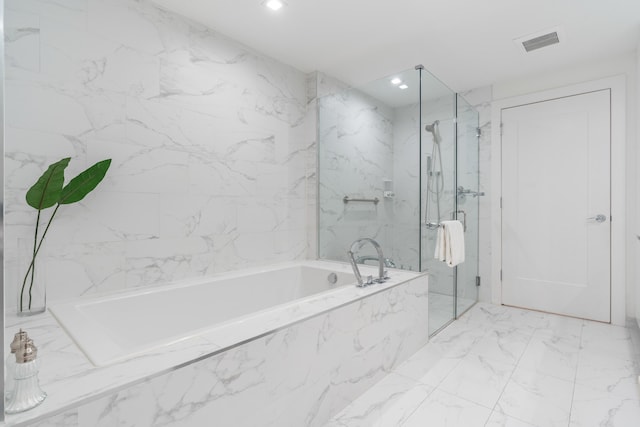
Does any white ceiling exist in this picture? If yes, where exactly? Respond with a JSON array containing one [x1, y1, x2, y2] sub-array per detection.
[[151, 0, 640, 92]]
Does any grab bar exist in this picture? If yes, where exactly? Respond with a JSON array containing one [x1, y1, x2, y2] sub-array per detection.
[[343, 196, 380, 205]]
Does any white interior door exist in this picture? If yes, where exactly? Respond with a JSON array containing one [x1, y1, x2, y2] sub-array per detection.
[[501, 90, 611, 322]]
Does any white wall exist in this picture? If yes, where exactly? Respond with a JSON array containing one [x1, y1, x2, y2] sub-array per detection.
[[489, 53, 638, 319], [4, 0, 314, 308]]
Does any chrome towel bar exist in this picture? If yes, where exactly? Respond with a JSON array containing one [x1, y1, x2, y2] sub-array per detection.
[[425, 210, 467, 232]]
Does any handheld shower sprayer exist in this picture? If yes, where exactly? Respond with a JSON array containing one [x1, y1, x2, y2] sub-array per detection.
[[425, 120, 442, 144], [424, 120, 443, 227]]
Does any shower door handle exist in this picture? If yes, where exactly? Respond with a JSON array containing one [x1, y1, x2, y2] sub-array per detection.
[[453, 210, 467, 231], [587, 214, 607, 223]]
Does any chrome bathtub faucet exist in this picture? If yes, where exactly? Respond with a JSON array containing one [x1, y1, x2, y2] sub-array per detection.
[[355, 255, 397, 269], [347, 238, 390, 287]]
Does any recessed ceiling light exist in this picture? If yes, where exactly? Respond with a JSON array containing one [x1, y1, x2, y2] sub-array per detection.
[[264, 0, 285, 11], [391, 78, 402, 85], [399, 84, 409, 90]]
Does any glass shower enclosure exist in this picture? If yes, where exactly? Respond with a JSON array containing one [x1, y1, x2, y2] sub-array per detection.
[[317, 66, 480, 335]]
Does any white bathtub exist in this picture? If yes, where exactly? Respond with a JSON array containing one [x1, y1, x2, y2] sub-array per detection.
[[50, 261, 356, 366], [25, 261, 428, 427]]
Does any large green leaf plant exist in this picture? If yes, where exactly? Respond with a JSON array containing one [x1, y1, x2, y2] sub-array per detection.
[[21, 158, 112, 312]]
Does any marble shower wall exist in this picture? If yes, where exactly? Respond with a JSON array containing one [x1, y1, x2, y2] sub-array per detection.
[[4, 0, 314, 305], [316, 77, 467, 278], [317, 79, 396, 263], [390, 103, 421, 271]]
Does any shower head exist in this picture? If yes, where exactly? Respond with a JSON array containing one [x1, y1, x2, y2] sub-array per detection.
[[425, 120, 442, 144], [424, 121, 438, 133]]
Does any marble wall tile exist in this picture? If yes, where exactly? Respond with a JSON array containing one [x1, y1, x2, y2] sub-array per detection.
[[86, 0, 165, 55], [6, 83, 93, 135], [44, 241, 127, 299], [123, 237, 211, 288], [391, 103, 421, 270], [317, 80, 396, 263], [7, 0, 87, 31], [5, 10, 40, 72], [5, 0, 314, 307]]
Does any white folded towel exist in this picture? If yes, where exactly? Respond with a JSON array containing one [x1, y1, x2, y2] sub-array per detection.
[[434, 220, 465, 267]]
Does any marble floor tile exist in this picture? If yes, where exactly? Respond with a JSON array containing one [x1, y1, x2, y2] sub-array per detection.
[[485, 410, 538, 427], [401, 389, 492, 427], [536, 312, 584, 339], [516, 328, 580, 381], [324, 304, 640, 427], [491, 306, 549, 335], [392, 344, 463, 388], [581, 320, 636, 362], [437, 353, 515, 409], [569, 382, 640, 427], [324, 373, 433, 427], [428, 319, 488, 359], [469, 327, 531, 365], [574, 350, 640, 400], [456, 302, 510, 326], [495, 366, 574, 427]]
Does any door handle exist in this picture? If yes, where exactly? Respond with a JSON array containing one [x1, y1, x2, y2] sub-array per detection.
[[587, 214, 607, 223]]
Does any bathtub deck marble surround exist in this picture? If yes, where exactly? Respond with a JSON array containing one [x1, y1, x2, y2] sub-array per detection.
[[324, 302, 640, 427], [3, 261, 428, 427]]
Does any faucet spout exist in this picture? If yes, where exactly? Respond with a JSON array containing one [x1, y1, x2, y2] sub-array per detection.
[[347, 238, 388, 287]]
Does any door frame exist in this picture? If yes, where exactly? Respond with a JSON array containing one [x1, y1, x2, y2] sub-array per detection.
[[491, 75, 626, 325]]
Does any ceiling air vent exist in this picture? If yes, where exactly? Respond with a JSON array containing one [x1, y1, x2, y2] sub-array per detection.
[[514, 27, 563, 53], [522, 32, 559, 52]]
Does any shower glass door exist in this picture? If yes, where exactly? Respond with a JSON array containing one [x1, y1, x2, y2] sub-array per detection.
[[419, 68, 458, 336], [455, 95, 480, 316]]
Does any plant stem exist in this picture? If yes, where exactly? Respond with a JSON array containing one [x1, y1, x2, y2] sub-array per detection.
[[20, 209, 40, 312], [28, 209, 41, 309], [20, 204, 61, 312]]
